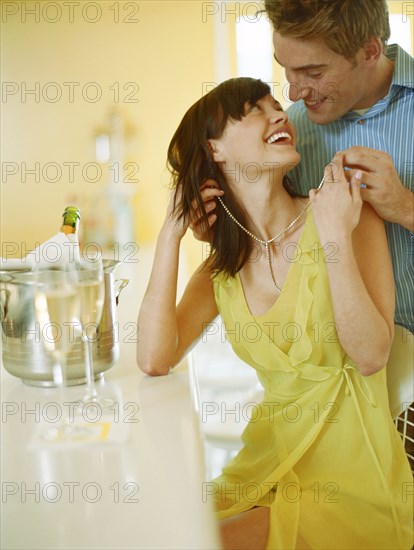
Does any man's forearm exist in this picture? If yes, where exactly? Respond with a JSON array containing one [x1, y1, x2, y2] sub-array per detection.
[[396, 187, 414, 232]]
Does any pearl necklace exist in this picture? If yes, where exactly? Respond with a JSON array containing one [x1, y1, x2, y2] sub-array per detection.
[[217, 177, 324, 293]]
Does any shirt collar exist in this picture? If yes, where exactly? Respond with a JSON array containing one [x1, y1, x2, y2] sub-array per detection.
[[387, 43, 414, 90], [341, 44, 414, 120]]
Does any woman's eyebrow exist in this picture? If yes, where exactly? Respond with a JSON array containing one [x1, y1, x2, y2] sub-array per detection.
[[270, 97, 283, 110]]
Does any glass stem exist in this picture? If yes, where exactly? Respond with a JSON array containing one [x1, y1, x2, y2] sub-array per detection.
[[53, 354, 72, 432], [84, 335, 98, 400], [52, 358, 65, 387], [53, 353, 68, 400]]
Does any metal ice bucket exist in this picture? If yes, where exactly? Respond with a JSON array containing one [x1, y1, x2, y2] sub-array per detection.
[[0, 260, 129, 387]]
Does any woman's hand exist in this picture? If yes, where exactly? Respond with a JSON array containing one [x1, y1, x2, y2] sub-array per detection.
[[188, 179, 224, 242], [163, 186, 189, 240], [309, 152, 363, 243]]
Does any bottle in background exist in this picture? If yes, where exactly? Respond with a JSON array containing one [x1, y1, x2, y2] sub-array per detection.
[[61, 205, 81, 235], [60, 206, 81, 264]]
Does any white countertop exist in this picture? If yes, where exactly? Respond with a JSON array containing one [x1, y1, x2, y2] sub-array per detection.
[[0, 252, 220, 550]]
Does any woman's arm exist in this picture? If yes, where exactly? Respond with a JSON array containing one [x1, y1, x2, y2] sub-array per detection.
[[310, 153, 395, 376], [137, 193, 218, 376]]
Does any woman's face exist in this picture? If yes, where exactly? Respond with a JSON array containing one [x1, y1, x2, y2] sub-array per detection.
[[208, 94, 300, 182]]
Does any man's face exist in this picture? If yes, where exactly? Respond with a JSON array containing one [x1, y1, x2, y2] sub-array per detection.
[[273, 33, 369, 125]]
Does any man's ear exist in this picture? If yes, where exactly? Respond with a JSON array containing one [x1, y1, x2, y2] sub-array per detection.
[[363, 37, 383, 66], [207, 139, 226, 162]]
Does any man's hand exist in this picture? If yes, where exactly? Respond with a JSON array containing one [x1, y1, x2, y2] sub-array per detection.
[[189, 179, 224, 242], [342, 146, 414, 231]]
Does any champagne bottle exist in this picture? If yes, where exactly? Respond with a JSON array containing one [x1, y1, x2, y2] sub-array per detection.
[[1, 206, 82, 270], [61, 206, 81, 263]]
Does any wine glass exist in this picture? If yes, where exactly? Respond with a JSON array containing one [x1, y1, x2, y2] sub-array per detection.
[[35, 266, 80, 387], [34, 265, 81, 440], [76, 257, 113, 411]]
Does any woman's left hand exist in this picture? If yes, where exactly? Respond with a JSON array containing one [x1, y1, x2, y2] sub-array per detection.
[[309, 152, 363, 242]]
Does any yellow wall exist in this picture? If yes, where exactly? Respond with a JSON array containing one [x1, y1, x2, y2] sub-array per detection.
[[1, 1, 413, 274], [1, 1, 215, 268]]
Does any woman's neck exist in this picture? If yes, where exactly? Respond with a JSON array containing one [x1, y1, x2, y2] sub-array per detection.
[[234, 177, 305, 242]]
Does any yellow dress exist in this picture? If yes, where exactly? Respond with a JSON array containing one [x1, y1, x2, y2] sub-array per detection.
[[212, 210, 413, 549]]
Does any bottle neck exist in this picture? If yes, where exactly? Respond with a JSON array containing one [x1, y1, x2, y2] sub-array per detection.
[[61, 206, 80, 235], [60, 224, 77, 235]]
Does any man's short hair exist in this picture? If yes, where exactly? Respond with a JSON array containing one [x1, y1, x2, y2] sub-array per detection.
[[264, 0, 391, 60]]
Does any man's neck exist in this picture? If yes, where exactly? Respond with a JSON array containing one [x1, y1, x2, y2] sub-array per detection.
[[353, 53, 395, 110]]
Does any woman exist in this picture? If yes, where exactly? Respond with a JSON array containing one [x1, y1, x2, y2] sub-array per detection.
[[137, 78, 412, 549]]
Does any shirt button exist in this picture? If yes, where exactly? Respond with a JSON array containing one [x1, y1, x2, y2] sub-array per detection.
[[358, 119, 366, 125]]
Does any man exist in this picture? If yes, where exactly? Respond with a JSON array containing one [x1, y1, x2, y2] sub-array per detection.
[[265, 0, 413, 335], [196, 0, 413, 335]]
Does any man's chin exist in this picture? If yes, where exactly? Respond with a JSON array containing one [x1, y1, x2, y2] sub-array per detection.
[[305, 107, 337, 125]]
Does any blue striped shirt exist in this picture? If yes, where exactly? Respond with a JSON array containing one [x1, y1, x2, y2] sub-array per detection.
[[287, 44, 414, 333]]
